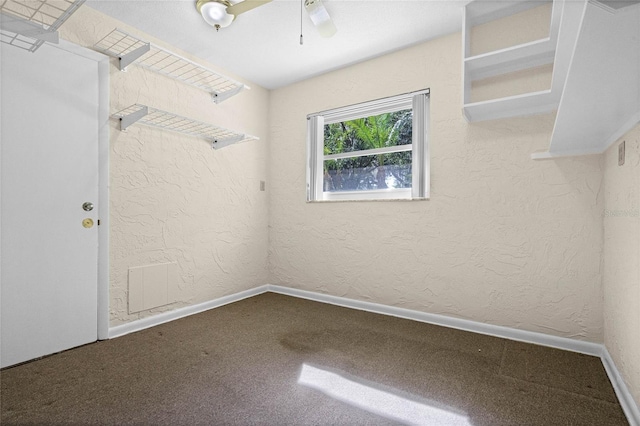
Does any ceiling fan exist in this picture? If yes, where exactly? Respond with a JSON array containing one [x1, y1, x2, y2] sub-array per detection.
[[196, 0, 337, 37]]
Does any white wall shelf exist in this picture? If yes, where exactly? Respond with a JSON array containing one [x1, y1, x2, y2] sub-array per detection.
[[0, 0, 85, 52], [462, 0, 564, 122], [463, 0, 640, 158], [532, 1, 640, 159], [113, 104, 257, 150], [94, 28, 247, 104], [464, 38, 555, 81], [464, 0, 545, 27], [463, 89, 557, 122]]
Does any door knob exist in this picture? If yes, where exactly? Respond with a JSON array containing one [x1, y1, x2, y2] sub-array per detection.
[[82, 202, 94, 212]]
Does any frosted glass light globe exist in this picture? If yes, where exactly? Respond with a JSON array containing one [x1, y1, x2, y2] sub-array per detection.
[[200, 1, 234, 28]]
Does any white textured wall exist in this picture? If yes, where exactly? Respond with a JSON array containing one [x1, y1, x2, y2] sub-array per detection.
[[603, 124, 640, 405], [55, 5, 606, 344], [469, 3, 553, 103], [470, 3, 552, 56], [60, 7, 270, 326], [268, 31, 604, 341]]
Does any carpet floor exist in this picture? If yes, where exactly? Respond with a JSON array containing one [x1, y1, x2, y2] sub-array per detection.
[[0, 292, 628, 425]]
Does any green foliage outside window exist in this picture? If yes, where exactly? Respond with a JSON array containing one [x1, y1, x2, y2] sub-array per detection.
[[323, 110, 412, 192]]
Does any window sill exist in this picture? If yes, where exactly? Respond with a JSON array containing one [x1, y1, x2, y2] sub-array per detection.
[[308, 188, 430, 203], [307, 197, 430, 204]]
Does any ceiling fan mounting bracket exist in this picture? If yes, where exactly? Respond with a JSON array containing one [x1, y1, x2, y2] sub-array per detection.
[[196, 0, 232, 13]]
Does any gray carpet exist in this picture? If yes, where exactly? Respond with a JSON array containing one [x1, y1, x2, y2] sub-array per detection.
[[0, 292, 628, 425]]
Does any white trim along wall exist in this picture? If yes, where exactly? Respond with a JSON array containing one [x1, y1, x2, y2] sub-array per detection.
[[108, 284, 639, 426]]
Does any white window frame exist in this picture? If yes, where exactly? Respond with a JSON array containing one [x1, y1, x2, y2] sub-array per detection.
[[306, 89, 430, 202]]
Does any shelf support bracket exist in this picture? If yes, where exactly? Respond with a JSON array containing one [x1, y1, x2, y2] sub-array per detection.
[[0, 13, 59, 43], [118, 43, 150, 71], [212, 84, 245, 104], [212, 134, 246, 150], [119, 106, 148, 131]]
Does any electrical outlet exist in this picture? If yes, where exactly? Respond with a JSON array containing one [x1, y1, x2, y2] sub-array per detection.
[[260, 181, 266, 191], [619, 141, 625, 166]]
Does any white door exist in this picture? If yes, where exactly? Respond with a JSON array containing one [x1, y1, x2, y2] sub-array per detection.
[[1, 42, 100, 368]]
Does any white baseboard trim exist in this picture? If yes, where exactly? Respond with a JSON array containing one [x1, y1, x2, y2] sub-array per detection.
[[601, 347, 640, 426], [106, 283, 638, 425], [266, 285, 602, 356], [107, 283, 601, 354], [268, 284, 639, 425], [108, 285, 269, 339]]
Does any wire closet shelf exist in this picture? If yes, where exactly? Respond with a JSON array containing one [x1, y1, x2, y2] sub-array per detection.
[[94, 28, 247, 103], [113, 104, 258, 150], [0, 0, 85, 52]]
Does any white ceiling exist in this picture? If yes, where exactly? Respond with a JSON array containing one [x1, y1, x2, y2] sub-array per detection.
[[86, 0, 464, 89]]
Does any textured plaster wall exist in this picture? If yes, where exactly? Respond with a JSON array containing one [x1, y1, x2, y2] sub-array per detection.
[[469, 3, 553, 103], [50, 2, 637, 406], [53, 4, 606, 345], [469, 3, 552, 56], [603, 124, 640, 404], [268, 32, 604, 341], [470, 63, 553, 103], [60, 7, 270, 326]]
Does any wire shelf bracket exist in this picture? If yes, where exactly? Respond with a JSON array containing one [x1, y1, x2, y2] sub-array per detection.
[[113, 104, 258, 150], [118, 42, 151, 70], [212, 134, 246, 150], [118, 105, 148, 131], [0, 0, 85, 52], [213, 84, 245, 104], [94, 28, 248, 104]]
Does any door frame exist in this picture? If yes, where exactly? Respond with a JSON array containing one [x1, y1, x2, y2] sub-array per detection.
[[0, 38, 111, 342]]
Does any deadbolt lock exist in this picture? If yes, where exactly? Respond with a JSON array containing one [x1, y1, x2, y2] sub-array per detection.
[[82, 218, 94, 229], [82, 202, 94, 211]]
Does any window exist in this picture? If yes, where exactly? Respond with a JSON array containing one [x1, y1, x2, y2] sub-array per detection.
[[306, 89, 430, 202]]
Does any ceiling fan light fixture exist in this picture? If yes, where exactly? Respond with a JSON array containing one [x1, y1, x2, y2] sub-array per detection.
[[197, 0, 234, 29], [304, 0, 337, 38]]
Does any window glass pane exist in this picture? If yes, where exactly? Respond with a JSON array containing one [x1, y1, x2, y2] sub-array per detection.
[[324, 109, 412, 156], [324, 151, 412, 192]]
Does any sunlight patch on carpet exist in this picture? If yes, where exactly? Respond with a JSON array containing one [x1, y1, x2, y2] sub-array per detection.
[[298, 364, 472, 426]]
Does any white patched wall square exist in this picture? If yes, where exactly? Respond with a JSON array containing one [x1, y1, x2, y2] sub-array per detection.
[[128, 262, 180, 313]]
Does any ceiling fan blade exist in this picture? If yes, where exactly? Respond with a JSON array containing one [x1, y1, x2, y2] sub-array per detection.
[[226, 0, 273, 16], [304, 0, 336, 38]]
